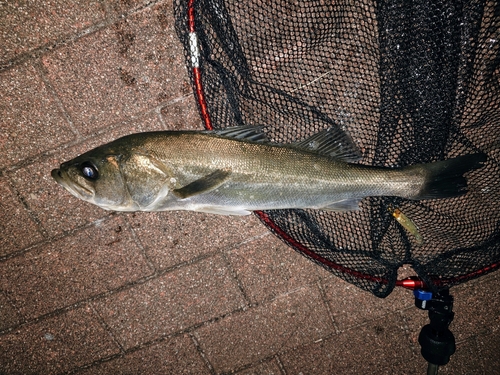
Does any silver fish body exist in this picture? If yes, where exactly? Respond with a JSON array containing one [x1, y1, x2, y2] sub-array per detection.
[[51, 126, 486, 215]]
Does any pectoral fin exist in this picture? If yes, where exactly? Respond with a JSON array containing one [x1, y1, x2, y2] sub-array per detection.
[[172, 169, 232, 199]]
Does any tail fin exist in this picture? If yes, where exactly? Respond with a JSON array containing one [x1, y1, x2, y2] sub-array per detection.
[[409, 153, 487, 200]]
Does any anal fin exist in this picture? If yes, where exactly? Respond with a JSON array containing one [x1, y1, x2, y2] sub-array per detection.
[[195, 206, 251, 216], [321, 198, 362, 212]]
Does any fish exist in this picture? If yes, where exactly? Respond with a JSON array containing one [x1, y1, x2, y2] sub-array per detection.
[[51, 125, 487, 215]]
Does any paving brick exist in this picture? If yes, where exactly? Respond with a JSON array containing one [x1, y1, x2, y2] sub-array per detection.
[[42, 0, 188, 136], [0, 304, 119, 375], [194, 286, 334, 374], [0, 0, 105, 64], [10, 110, 164, 237], [0, 63, 75, 167], [279, 314, 421, 375], [106, 0, 155, 16], [0, 178, 44, 257], [404, 308, 428, 349], [127, 211, 268, 270], [429, 337, 484, 375], [75, 334, 211, 375], [451, 273, 500, 342], [1, 216, 153, 319], [227, 235, 322, 304], [478, 332, 500, 373], [0, 292, 23, 332], [93, 254, 246, 349], [160, 94, 205, 130], [235, 358, 283, 375], [322, 275, 414, 331]]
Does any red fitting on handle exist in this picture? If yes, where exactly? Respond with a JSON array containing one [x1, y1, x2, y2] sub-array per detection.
[[396, 277, 427, 290]]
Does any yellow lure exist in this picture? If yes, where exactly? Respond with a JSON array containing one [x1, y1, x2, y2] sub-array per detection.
[[388, 206, 423, 245]]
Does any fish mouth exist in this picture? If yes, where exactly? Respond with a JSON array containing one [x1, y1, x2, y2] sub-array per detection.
[[51, 168, 94, 199]]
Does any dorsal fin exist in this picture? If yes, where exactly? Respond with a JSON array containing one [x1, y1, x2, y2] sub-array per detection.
[[207, 125, 268, 143], [207, 125, 361, 162], [291, 127, 362, 162]]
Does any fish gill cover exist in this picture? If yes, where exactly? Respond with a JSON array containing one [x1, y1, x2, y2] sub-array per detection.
[[174, 0, 500, 297]]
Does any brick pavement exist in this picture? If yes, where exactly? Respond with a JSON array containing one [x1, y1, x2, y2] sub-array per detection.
[[1, 1, 499, 374]]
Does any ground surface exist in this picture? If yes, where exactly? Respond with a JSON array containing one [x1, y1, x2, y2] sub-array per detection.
[[1, 1, 499, 374]]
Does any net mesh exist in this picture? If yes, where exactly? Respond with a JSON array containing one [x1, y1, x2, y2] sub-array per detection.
[[174, 0, 500, 297]]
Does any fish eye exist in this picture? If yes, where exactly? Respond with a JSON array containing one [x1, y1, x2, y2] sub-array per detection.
[[81, 162, 99, 180]]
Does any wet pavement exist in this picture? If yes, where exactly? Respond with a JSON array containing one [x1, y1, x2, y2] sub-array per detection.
[[1, 1, 499, 374]]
